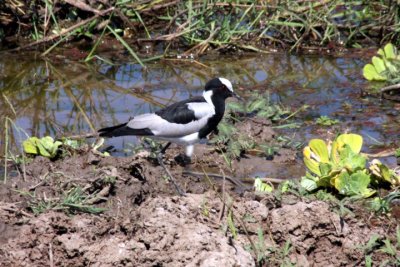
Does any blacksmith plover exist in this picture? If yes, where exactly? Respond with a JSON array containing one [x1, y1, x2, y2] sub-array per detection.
[[98, 77, 241, 195]]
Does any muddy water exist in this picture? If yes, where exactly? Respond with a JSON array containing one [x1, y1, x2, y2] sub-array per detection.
[[0, 52, 399, 178]]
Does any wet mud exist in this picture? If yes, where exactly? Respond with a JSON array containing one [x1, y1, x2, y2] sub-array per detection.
[[0, 122, 397, 266]]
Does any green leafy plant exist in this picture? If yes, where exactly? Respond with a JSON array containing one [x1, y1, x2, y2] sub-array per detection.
[[316, 115, 340, 126], [301, 133, 374, 197], [369, 191, 400, 214], [301, 133, 399, 198], [363, 43, 400, 83], [254, 178, 273, 193], [23, 136, 62, 158]]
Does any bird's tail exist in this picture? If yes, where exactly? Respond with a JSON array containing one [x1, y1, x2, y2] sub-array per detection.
[[98, 122, 153, 137]]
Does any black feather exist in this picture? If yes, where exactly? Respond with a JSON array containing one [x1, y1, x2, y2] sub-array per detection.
[[155, 96, 206, 124], [98, 122, 153, 137]]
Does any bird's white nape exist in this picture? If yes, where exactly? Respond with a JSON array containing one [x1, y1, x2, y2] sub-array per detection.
[[203, 90, 213, 105], [218, 77, 233, 92]]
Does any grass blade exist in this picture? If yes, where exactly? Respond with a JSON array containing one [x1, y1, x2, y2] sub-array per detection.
[[106, 25, 145, 67]]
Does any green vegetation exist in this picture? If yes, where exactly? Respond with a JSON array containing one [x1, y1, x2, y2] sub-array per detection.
[[1, 1, 399, 59], [211, 92, 303, 166], [23, 136, 62, 159], [363, 43, 400, 83], [316, 115, 340, 126], [361, 228, 400, 266], [254, 178, 273, 193], [302, 133, 400, 198], [369, 191, 400, 214], [395, 148, 400, 158], [19, 186, 106, 215]]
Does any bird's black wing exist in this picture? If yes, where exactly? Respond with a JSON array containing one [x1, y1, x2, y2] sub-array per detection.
[[155, 96, 206, 124]]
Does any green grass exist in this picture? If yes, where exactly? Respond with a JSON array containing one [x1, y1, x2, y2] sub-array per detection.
[[25, 186, 107, 215]]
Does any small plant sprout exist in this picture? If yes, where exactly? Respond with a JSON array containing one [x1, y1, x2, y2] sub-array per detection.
[[254, 178, 273, 193], [316, 115, 340, 126]]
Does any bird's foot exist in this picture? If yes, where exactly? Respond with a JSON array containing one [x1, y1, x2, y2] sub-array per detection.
[[157, 152, 186, 196], [174, 153, 192, 166]]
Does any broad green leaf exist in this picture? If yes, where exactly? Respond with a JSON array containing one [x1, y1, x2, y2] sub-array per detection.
[[23, 137, 40, 155], [309, 139, 330, 163], [40, 136, 61, 157], [300, 176, 318, 191], [303, 146, 321, 176], [372, 56, 386, 73], [319, 162, 332, 177], [336, 134, 363, 154], [35, 139, 51, 158], [384, 43, 396, 60], [41, 136, 55, 152], [344, 152, 367, 171], [377, 48, 385, 57], [330, 140, 340, 165], [335, 170, 375, 197], [385, 60, 398, 73], [363, 64, 386, 81], [316, 175, 332, 188]]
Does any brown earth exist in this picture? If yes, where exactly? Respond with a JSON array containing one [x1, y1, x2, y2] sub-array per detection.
[[0, 122, 398, 266]]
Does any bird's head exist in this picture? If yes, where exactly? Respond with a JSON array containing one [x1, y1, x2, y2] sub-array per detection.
[[204, 78, 242, 101]]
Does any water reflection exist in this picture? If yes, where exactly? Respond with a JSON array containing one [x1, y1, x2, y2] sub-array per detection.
[[0, 52, 398, 158]]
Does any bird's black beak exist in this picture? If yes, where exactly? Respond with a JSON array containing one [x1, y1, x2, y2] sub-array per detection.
[[232, 91, 244, 101]]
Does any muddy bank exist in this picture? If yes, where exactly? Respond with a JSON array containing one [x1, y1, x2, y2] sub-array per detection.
[[0, 181, 394, 266], [0, 122, 398, 266]]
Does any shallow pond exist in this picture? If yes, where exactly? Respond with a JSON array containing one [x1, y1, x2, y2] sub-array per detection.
[[1, 51, 399, 179]]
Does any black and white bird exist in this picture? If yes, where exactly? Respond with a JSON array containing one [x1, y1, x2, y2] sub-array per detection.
[[98, 77, 241, 195]]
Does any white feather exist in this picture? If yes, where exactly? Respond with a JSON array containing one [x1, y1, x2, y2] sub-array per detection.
[[203, 90, 213, 105], [219, 77, 233, 92], [187, 102, 215, 119], [127, 113, 209, 137]]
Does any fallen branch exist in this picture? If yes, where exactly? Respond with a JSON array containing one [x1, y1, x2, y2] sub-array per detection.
[[381, 83, 400, 95], [63, 0, 102, 15]]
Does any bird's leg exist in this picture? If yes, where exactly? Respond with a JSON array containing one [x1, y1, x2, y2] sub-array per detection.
[[160, 142, 171, 155], [156, 142, 186, 196]]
